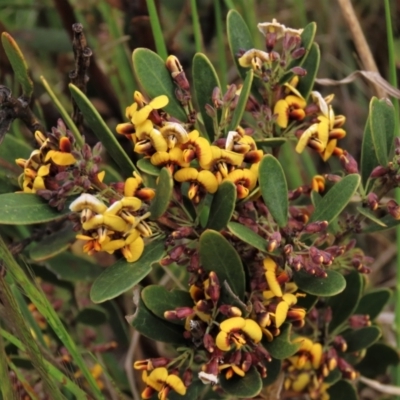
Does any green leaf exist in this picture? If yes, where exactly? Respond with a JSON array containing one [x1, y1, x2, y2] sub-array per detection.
[[354, 288, 391, 320], [296, 43, 320, 100], [126, 287, 187, 344], [28, 226, 76, 262], [137, 158, 161, 176], [0, 133, 32, 164], [69, 84, 137, 176], [279, 22, 317, 85], [369, 97, 390, 166], [1, 32, 33, 99], [262, 357, 282, 386], [309, 174, 360, 224], [362, 213, 400, 233], [293, 270, 346, 296], [263, 323, 301, 359], [327, 270, 363, 333], [227, 69, 253, 131], [141, 286, 193, 324], [342, 326, 381, 352], [0, 193, 70, 225], [132, 48, 187, 121], [193, 53, 221, 141], [220, 367, 262, 398], [327, 380, 358, 400], [207, 181, 237, 231], [199, 230, 245, 299], [355, 343, 399, 378], [227, 10, 254, 81], [149, 168, 173, 220], [74, 306, 108, 326], [227, 222, 267, 252], [255, 138, 288, 148], [360, 115, 378, 188], [324, 368, 342, 385], [378, 98, 396, 155], [90, 238, 165, 303], [259, 155, 288, 227], [296, 293, 318, 312], [356, 206, 387, 226], [44, 252, 102, 282], [145, 0, 168, 60]]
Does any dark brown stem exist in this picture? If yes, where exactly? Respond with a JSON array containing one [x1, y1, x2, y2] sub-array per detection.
[[69, 23, 92, 132], [0, 85, 45, 145]]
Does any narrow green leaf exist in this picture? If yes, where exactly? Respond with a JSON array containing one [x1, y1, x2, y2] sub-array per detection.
[[1, 329, 88, 399], [369, 97, 390, 166], [69, 84, 137, 176], [137, 158, 161, 176], [199, 230, 245, 299], [45, 252, 102, 282], [0, 133, 32, 164], [342, 326, 381, 353], [1, 32, 33, 99], [0, 193, 70, 225], [360, 115, 378, 188], [227, 10, 254, 81], [207, 181, 237, 231], [259, 155, 288, 227], [149, 168, 173, 220], [279, 22, 317, 85], [145, 0, 168, 60], [90, 238, 165, 303], [141, 286, 193, 324], [355, 288, 392, 320], [227, 221, 267, 252], [126, 287, 187, 344], [262, 358, 282, 386], [189, 0, 203, 53], [355, 343, 399, 378], [227, 69, 253, 131], [296, 43, 320, 100], [193, 53, 221, 141], [41, 76, 83, 147], [220, 367, 262, 398], [327, 380, 358, 400], [255, 138, 288, 148], [327, 270, 363, 333], [132, 48, 187, 121], [309, 174, 360, 224], [362, 213, 400, 233], [293, 270, 346, 296], [263, 323, 301, 359], [356, 206, 387, 227], [28, 226, 76, 261], [74, 306, 108, 326]]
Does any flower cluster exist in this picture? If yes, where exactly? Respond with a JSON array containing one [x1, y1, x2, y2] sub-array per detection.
[[69, 173, 154, 261]]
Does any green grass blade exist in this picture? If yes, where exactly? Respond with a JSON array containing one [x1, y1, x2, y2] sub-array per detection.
[[1, 329, 88, 399], [0, 236, 105, 400], [41, 76, 83, 147], [146, 0, 168, 60], [0, 334, 17, 400], [214, 0, 227, 89], [190, 0, 203, 53]]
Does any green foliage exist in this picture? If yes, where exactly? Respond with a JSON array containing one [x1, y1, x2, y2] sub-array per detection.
[[293, 270, 346, 296], [149, 167, 173, 219]]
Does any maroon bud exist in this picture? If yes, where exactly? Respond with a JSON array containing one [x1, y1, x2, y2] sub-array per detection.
[[241, 352, 252, 372], [340, 151, 359, 174], [324, 174, 342, 183], [370, 165, 389, 178], [348, 314, 371, 328], [182, 369, 193, 387], [212, 87, 222, 107], [333, 336, 348, 352], [245, 94, 259, 112], [203, 334, 215, 353], [290, 66, 307, 76], [309, 246, 323, 264], [205, 103, 216, 118], [284, 244, 293, 254], [304, 221, 328, 234], [367, 192, 379, 211], [288, 186, 303, 200], [223, 84, 237, 102], [196, 300, 211, 313], [291, 47, 306, 59], [387, 199, 400, 220]]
